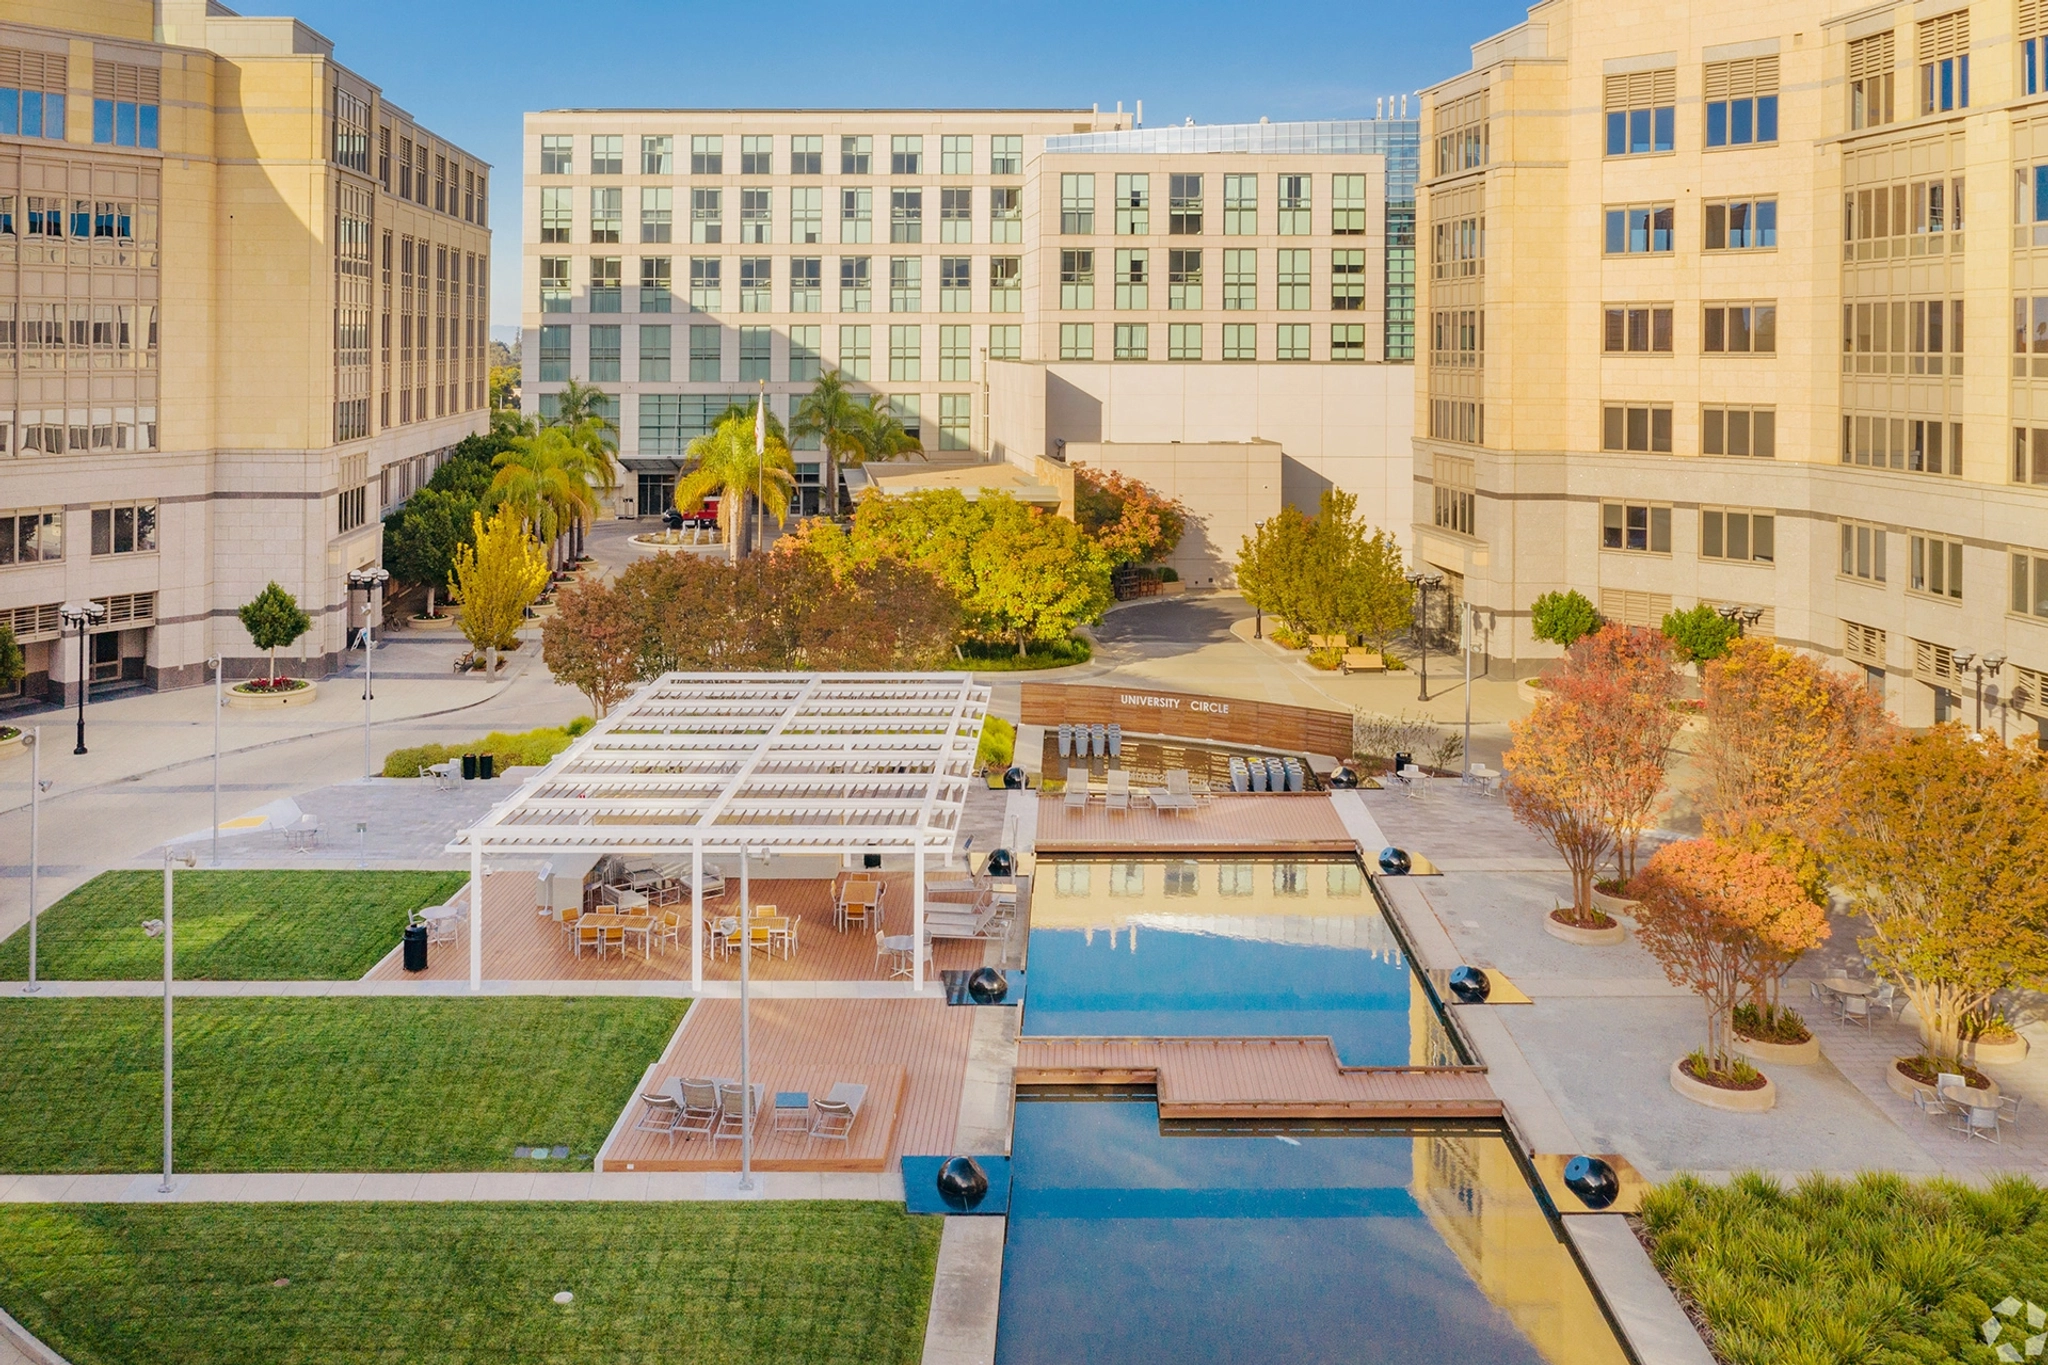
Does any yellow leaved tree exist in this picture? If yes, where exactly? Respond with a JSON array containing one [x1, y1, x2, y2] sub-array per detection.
[[449, 506, 549, 677]]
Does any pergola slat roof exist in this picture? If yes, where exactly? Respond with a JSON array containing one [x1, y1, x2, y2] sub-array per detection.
[[450, 673, 992, 856]]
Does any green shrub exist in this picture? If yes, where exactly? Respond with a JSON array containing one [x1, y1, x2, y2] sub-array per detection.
[[1269, 627, 1303, 650], [976, 715, 1016, 770], [1733, 1003, 1811, 1045], [1306, 647, 1344, 671], [1530, 590, 1601, 647], [1156, 566, 1179, 582], [382, 721, 585, 778], [1662, 602, 1741, 664]]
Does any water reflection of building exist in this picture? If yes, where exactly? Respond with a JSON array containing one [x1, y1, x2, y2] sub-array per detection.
[[1407, 969, 1460, 1068], [1037, 857, 1400, 962], [1411, 1132, 1631, 1365]]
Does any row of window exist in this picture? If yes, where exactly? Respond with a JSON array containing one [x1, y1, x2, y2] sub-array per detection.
[[0, 196, 157, 243], [0, 408, 157, 457], [374, 121, 485, 227], [1604, 198, 1779, 255], [1056, 322, 1370, 361], [0, 501, 158, 567], [1600, 303, 1777, 355], [1599, 403, 1777, 457], [1048, 860, 1363, 898], [547, 184, 1025, 246], [1604, 58, 1777, 156], [542, 133, 1027, 178], [1061, 173, 1363, 237]]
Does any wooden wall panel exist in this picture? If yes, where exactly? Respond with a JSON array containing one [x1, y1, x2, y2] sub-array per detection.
[[1019, 683, 1352, 757]]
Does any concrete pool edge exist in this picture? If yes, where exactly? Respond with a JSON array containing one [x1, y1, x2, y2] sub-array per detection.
[[1563, 1218, 1718, 1365]]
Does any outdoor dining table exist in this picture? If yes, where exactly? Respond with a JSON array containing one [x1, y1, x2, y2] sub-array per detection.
[[577, 912, 654, 959], [1821, 978, 1875, 997]]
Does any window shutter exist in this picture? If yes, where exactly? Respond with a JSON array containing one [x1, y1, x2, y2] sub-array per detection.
[[1596, 588, 1674, 627], [2026, 0, 2047, 43], [1918, 12, 1969, 62], [1911, 637, 1958, 683], [1604, 69, 1675, 109], [1842, 620, 1887, 666], [1849, 31, 1896, 78], [1705, 56, 1779, 100]]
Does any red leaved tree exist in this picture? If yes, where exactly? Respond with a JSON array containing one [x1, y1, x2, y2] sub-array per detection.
[[1545, 624, 1683, 884], [541, 578, 642, 718], [1504, 692, 1615, 918], [1633, 838, 1830, 1069]]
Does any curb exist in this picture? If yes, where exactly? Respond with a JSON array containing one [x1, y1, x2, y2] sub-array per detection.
[[0, 1307, 69, 1365]]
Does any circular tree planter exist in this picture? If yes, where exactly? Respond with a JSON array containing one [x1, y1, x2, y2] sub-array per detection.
[[1590, 886, 1640, 918], [1670, 1058, 1776, 1112], [1734, 1032, 1821, 1066], [0, 726, 24, 758], [1886, 1057, 2000, 1104], [409, 613, 460, 633], [1968, 1034, 2030, 1066], [1516, 677, 1551, 708], [226, 679, 318, 710], [1545, 908, 1627, 946]]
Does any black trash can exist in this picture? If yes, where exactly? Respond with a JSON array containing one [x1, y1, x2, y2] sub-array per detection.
[[479, 753, 496, 780], [863, 852, 882, 870], [1394, 751, 1413, 773], [461, 753, 478, 781], [402, 923, 428, 972]]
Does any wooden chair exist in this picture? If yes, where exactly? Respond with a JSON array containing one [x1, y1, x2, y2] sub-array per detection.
[[653, 909, 684, 954], [598, 922, 625, 960], [575, 920, 603, 958]]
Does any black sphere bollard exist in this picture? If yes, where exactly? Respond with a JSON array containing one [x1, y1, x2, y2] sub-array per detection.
[[937, 1155, 990, 1208], [986, 848, 1015, 878], [1328, 764, 1360, 789], [1002, 766, 1025, 790], [1563, 1155, 1620, 1210], [967, 967, 1009, 1004], [1378, 847, 1412, 876], [1447, 966, 1492, 1003]]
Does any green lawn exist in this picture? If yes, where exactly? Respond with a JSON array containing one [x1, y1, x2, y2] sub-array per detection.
[[0, 1202, 938, 1364], [0, 870, 466, 980], [0, 997, 685, 1172], [1642, 1171, 2048, 1365]]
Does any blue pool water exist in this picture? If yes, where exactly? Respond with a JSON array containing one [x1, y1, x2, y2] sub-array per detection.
[[995, 1097, 1623, 1365]]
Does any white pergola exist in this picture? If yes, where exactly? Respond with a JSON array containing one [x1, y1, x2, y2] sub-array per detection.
[[447, 672, 991, 989]]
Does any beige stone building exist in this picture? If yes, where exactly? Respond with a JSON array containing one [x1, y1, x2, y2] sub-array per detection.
[[0, 0, 489, 702], [518, 110, 1420, 572], [1415, 0, 2048, 737]]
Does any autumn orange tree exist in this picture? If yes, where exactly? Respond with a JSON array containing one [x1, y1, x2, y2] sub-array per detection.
[[1504, 692, 1615, 919], [1633, 838, 1829, 1071], [1546, 624, 1683, 884], [1824, 728, 2048, 1066], [1073, 466, 1188, 567], [1696, 638, 1891, 896], [541, 578, 642, 718]]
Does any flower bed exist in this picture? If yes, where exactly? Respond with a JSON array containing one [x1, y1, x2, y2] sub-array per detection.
[[1733, 1003, 1810, 1046], [233, 677, 308, 694], [1896, 1054, 1992, 1090], [1679, 1051, 1768, 1091], [1545, 905, 1628, 946], [1549, 905, 1616, 932]]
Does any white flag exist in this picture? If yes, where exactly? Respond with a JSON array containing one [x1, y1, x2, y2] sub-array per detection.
[[755, 390, 765, 456]]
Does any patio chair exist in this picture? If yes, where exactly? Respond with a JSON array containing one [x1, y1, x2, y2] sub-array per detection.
[[600, 922, 627, 959], [1910, 1086, 1953, 1124], [712, 1082, 764, 1142], [2000, 1094, 2024, 1133], [1841, 995, 1871, 1028], [876, 929, 891, 971], [1105, 769, 1132, 812], [808, 1082, 869, 1143], [1936, 1073, 1971, 1113], [633, 1087, 684, 1145], [575, 921, 604, 958], [420, 762, 453, 791], [1956, 1101, 2003, 1143], [1064, 767, 1090, 808], [1107, 723, 1122, 758], [675, 1078, 720, 1140], [1871, 981, 1902, 1019], [1057, 723, 1074, 758], [1152, 769, 1198, 814], [653, 909, 684, 954]]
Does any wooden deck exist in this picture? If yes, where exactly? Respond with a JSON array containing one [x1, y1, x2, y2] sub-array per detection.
[[601, 998, 974, 1172], [365, 871, 987, 984], [1033, 793, 1358, 853], [1016, 1036, 1501, 1119]]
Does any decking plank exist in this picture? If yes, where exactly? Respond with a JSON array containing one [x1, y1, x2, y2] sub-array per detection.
[[1033, 794, 1357, 853]]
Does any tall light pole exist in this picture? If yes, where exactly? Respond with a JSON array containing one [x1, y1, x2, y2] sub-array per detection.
[[1460, 603, 1474, 781], [1968, 652, 2007, 733], [59, 601, 106, 754], [22, 729, 43, 994], [1405, 572, 1444, 703], [143, 846, 199, 1193], [346, 568, 390, 781], [739, 844, 754, 1192], [208, 657, 222, 867]]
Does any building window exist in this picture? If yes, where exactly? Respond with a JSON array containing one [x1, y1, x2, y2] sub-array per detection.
[[1059, 323, 1094, 360], [838, 325, 871, 380], [1061, 174, 1095, 234], [1114, 174, 1149, 235], [889, 395, 920, 441], [888, 324, 921, 381], [1703, 302, 1777, 354], [689, 257, 720, 312], [940, 134, 972, 176], [1223, 323, 1257, 361], [739, 326, 771, 382], [1168, 323, 1202, 360], [1604, 68, 1676, 155], [691, 189, 722, 244], [1114, 323, 1148, 361], [1114, 249, 1149, 309], [791, 135, 822, 176], [841, 187, 872, 243], [1223, 250, 1257, 310], [591, 135, 623, 176], [789, 326, 822, 383], [1845, 414, 1960, 474], [1224, 175, 1257, 235], [1431, 309, 1483, 367], [890, 135, 922, 176], [1169, 174, 1203, 234], [639, 324, 671, 381], [641, 187, 673, 243], [1601, 501, 1672, 553], [688, 135, 722, 176], [939, 392, 971, 451], [327, 89, 370, 170], [1605, 204, 1675, 254], [939, 257, 971, 312], [2012, 550, 2048, 619], [640, 257, 672, 313], [1060, 250, 1095, 309], [991, 186, 1022, 243], [840, 256, 871, 312], [540, 134, 573, 175], [2016, 427, 2048, 485], [92, 65, 162, 150], [1910, 533, 1964, 599], [1276, 250, 1310, 310], [841, 135, 872, 175], [589, 256, 622, 313], [688, 325, 721, 382], [1330, 250, 1365, 310], [890, 189, 923, 243], [1703, 406, 1774, 457], [740, 257, 771, 312], [540, 256, 570, 313], [1603, 305, 1672, 353], [941, 187, 972, 243], [1433, 456, 1475, 535], [1167, 250, 1202, 310], [1276, 323, 1310, 361], [636, 134, 671, 176], [739, 188, 771, 244], [790, 186, 823, 245], [1700, 508, 1775, 563], [1850, 31, 1896, 127], [0, 509, 62, 564], [889, 257, 921, 312], [988, 324, 1021, 361], [540, 187, 572, 244], [1919, 12, 1969, 114], [740, 135, 772, 176], [789, 256, 821, 312], [539, 325, 570, 381], [1704, 57, 1779, 147], [1277, 175, 1310, 234], [1704, 198, 1776, 250], [590, 188, 622, 244], [991, 136, 1022, 176], [1331, 174, 1366, 234], [1839, 520, 1889, 582], [587, 325, 622, 382], [940, 325, 971, 381], [337, 485, 366, 535], [1331, 324, 1365, 361], [1601, 404, 1673, 453], [990, 256, 1022, 312]]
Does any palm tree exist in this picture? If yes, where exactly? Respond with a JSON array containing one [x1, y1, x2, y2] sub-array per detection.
[[556, 414, 619, 560], [548, 379, 612, 431], [791, 370, 868, 515], [853, 399, 925, 463], [490, 407, 537, 440], [676, 412, 796, 562], [489, 428, 605, 571]]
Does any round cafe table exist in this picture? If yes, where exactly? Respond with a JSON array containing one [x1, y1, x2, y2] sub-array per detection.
[[1822, 978, 1874, 997]]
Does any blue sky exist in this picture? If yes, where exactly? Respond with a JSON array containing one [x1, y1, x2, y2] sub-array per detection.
[[281, 0, 1534, 330]]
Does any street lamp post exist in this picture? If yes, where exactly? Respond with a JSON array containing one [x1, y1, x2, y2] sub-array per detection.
[[1965, 652, 2007, 733], [143, 846, 199, 1193], [1404, 572, 1444, 702], [345, 568, 391, 781], [22, 729, 44, 994], [1952, 650, 1977, 727], [59, 601, 106, 754], [208, 658, 222, 867]]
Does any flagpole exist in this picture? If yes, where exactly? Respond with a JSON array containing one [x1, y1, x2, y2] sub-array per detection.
[[754, 379, 765, 560]]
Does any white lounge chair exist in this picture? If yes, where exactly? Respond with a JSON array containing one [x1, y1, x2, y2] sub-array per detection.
[[809, 1082, 868, 1143], [711, 1081, 764, 1142], [1152, 769, 1198, 813], [1105, 769, 1132, 812], [673, 1077, 720, 1140], [634, 1087, 684, 1145], [1064, 767, 1090, 808]]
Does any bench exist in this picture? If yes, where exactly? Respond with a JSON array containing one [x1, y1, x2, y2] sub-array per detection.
[[1341, 649, 1386, 674]]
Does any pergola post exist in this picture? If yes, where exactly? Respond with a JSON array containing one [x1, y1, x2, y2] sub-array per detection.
[[468, 844, 483, 991], [690, 842, 703, 994], [913, 841, 926, 991]]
